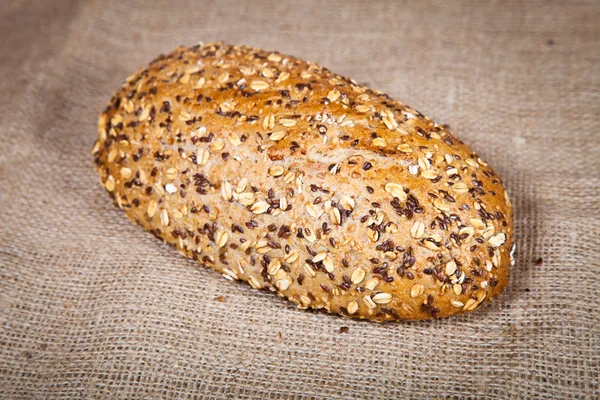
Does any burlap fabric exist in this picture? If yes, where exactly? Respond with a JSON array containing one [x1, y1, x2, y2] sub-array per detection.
[[1, 0, 598, 398]]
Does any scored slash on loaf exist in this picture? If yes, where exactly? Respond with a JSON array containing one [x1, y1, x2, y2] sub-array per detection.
[[92, 42, 513, 321]]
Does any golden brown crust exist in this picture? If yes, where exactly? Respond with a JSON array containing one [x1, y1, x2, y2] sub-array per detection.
[[92, 42, 513, 321]]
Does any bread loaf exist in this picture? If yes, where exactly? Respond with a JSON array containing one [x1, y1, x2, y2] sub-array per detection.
[[92, 42, 513, 321]]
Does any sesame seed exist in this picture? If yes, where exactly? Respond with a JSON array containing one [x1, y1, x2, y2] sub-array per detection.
[[104, 175, 115, 191], [299, 295, 311, 306], [160, 209, 169, 226], [165, 183, 177, 194], [147, 200, 157, 217], [451, 300, 464, 308], [279, 196, 288, 210]]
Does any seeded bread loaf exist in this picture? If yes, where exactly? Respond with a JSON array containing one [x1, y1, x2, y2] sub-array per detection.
[[92, 42, 513, 321]]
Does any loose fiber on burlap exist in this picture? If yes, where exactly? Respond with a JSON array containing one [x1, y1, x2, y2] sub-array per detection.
[[1, 0, 598, 398]]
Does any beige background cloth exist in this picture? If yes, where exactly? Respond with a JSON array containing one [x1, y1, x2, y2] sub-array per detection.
[[1, 0, 598, 398]]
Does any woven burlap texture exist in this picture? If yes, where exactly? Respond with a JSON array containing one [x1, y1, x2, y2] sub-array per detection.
[[1, 0, 598, 398]]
